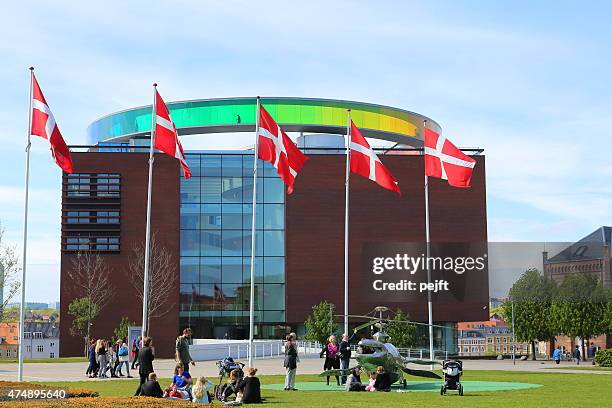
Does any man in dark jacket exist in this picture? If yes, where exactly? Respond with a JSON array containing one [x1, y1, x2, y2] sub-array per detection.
[[175, 328, 195, 374], [283, 334, 298, 391], [134, 337, 155, 396], [339, 329, 358, 385], [140, 372, 163, 398]]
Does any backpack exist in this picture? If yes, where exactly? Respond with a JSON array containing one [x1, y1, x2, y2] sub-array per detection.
[[119, 345, 129, 357]]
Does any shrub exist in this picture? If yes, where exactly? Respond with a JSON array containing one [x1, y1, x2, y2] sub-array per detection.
[[594, 348, 612, 367]]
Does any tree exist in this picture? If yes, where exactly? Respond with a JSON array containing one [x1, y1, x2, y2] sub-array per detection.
[[386, 308, 416, 349], [113, 317, 136, 344], [551, 273, 609, 361], [501, 268, 556, 360], [304, 301, 336, 345], [0, 224, 21, 322], [68, 297, 99, 354], [127, 233, 178, 333], [66, 251, 114, 345]]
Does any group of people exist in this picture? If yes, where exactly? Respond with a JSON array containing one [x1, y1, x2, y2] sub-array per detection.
[[319, 329, 358, 386], [552, 343, 600, 365], [345, 366, 392, 392], [86, 338, 132, 379]]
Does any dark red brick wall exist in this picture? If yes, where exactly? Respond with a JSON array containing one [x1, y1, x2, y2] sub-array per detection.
[[60, 152, 180, 357], [285, 155, 488, 324]]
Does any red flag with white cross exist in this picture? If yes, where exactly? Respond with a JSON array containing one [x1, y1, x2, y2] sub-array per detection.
[[154, 90, 191, 179], [424, 128, 475, 188], [257, 105, 308, 193], [350, 121, 400, 195], [30, 73, 73, 173]]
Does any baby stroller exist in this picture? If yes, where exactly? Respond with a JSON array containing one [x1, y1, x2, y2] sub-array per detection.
[[440, 359, 463, 396], [214, 357, 245, 402]]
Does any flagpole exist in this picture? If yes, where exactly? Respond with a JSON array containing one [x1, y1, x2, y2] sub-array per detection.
[[17, 67, 34, 382], [141, 83, 157, 339], [423, 120, 435, 365], [248, 96, 261, 368], [343, 110, 351, 335]]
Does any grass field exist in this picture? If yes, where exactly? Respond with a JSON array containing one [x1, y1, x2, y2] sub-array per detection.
[[13, 370, 608, 407], [544, 366, 612, 371], [0, 357, 87, 364]]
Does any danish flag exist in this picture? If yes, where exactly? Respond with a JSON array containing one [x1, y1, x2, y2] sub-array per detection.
[[350, 121, 400, 195], [154, 89, 191, 178], [257, 105, 308, 193], [30, 73, 73, 173], [424, 128, 475, 188]]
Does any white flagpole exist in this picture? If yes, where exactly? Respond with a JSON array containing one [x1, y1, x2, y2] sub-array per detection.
[[17, 67, 34, 382], [141, 83, 157, 339], [343, 110, 351, 335], [248, 96, 261, 367], [423, 120, 435, 365]]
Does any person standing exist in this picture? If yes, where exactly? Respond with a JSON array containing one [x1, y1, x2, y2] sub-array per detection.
[[131, 336, 141, 370], [176, 328, 195, 374], [573, 345, 581, 365], [135, 337, 155, 396], [320, 335, 340, 386], [117, 339, 132, 377], [86, 339, 97, 378], [552, 345, 562, 365], [96, 339, 109, 379], [283, 334, 298, 391], [339, 329, 357, 385]]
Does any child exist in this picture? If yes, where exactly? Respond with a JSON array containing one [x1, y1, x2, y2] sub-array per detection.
[[365, 372, 377, 392], [192, 376, 215, 403]]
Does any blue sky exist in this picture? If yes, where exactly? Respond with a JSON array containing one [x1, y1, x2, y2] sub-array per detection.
[[1, 1, 611, 302]]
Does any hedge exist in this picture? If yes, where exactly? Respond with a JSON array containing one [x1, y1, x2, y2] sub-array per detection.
[[594, 348, 612, 367], [0, 396, 200, 407]]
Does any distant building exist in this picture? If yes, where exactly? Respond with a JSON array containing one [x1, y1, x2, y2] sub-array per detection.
[[0, 322, 18, 359], [543, 226, 612, 350], [22, 322, 60, 359], [457, 315, 532, 357], [489, 297, 505, 309], [6, 302, 50, 309]]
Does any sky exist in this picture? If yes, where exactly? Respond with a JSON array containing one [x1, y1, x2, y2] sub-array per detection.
[[0, 1, 611, 302]]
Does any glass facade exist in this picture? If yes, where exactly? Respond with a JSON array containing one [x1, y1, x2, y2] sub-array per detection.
[[179, 152, 287, 339]]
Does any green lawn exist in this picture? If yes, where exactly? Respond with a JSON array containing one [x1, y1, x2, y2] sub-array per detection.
[[33, 370, 611, 407], [544, 366, 612, 371], [0, 357, 87, 364]]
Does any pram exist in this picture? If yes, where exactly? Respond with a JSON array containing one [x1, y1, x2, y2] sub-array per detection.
[[214, 357, 245, 402], [440, 359, 463, 396]]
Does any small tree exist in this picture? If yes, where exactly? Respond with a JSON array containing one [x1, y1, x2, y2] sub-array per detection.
[[386, 308, 416, 348], [68, 297, 99, 354], [127, 233, 178, 334], [67, 251, 114, 346], [0, 224, 21, 322], [113, 317, 136, 344], [304, 301, 336, 345], [501, 268, 556, 360], [551, 273, 609, 361]]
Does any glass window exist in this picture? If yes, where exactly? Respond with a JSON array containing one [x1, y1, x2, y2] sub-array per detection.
[[180, 230, 200, 256], [264, 257, 285, 283], [201, 204, 221, 229], [242, 204, 263, 230], [221, 230, 242, 256], [185, 155, 201, 177], [242, 282, 264, 311], [263, 204, 284, 230], [243, 231, 264, 257], [264, 177, 284, 203], [200, 257, 222, 283], [222, 204, 242, 230], [181, 177, 200, 203], [243, 257, 263, 283], [221, 283, 243, 311], [242, 176, 264, 204], [222, 155, 242, 177], [202, 177, 222, 203], [261, 160, 278, 178], [202, 155, 222, 177], [180, 258, 199, 283], [201, 231, 222, 256], [243, 156, 263, 178], [181, 204, 200, 229], [264, 231, 284, 256], [263, 311, 285, 322], [222, 257, 243, 283], [264, 284, 284, 310], [221, 177, 243, 203]]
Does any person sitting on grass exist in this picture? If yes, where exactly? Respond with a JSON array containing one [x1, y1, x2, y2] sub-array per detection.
[[236, 367, 262, 404], [221, 368, 242, 402], [365, 372, 377, 392], [373, 366, 391, 392], [192, 376, 215, 404], [172, 362, 193, 390], [140, 372, 164, 398], [164, 383, 190, 400], [345, 368, 365, 392]]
